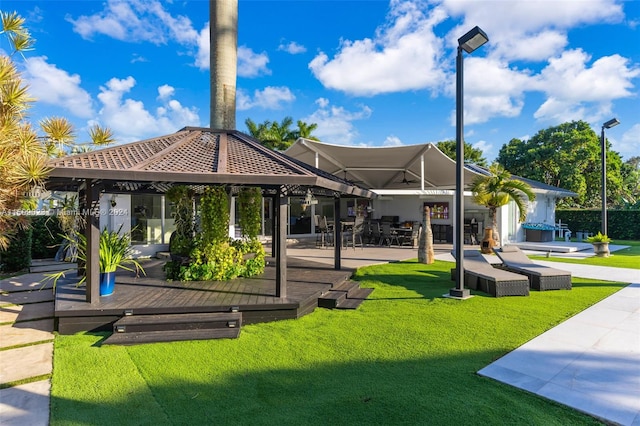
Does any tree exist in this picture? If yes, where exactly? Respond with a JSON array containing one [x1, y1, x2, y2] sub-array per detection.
[[0, 11, 116, 250], [210, 0, 238, 130], [618, 156, 640, 209], [0, 12, 50, 250], [470, 163, 536, 250], [436, 140, 487, 166], [294, 120, 318, 140], [496, 121, 625, 208], [245, 117, 318, 150]]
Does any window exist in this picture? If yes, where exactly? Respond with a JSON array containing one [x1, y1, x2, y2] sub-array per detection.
[[131, 194, 174, 245]]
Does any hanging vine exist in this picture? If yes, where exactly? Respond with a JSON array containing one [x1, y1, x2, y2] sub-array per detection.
[[166, 185, 195, 257], [200, 186, 229, 244], [238, 187, 262, 239]]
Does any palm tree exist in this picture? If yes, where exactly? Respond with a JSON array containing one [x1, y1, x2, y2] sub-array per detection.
[[0, 12, 116, 250], [0, 12, 49, 249], [294, 120, 319, 141], [470, 163, 536, 250], [244, 117, 297, 151], [210, 0, 238, 130]]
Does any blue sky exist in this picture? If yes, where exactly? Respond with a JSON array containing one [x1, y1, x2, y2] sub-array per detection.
[[4, 0, 640, 162]]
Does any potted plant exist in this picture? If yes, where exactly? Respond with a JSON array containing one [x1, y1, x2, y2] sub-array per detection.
[[43, 226, 145, 296], [97, 227, 145, 296], [586, 232, 611, 257]]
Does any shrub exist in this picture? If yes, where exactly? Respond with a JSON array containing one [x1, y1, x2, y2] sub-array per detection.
[[0, 226, 32, 272], [31, 215, 62, 259]]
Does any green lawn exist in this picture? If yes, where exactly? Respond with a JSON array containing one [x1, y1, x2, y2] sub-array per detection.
[[531, 239, 640, 269], [50, 259, 625, 425]]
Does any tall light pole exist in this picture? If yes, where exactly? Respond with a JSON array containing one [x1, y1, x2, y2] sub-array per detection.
[[450, 26, 488, 299], [601, 118, 620, 236]]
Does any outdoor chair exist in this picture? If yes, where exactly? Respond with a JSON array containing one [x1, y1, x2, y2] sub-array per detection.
[[380, 222, 400, 246], [493, 245, 572, 291], [368, 221, 382, 245], [400, 222, 421, 248], [343, 216, 365, 250], [315, 216, 333, 248], [451, 250, 530, 297]]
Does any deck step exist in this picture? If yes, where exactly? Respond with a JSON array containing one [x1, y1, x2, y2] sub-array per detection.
[[103, 312, 242, 345], [318, 283, 373, 309], [29, 261, 77, 273], [318, 291, 347, 308], [103, 328, 240, 345], [111, 312, 242, 333], [335, 298, 366, 310]]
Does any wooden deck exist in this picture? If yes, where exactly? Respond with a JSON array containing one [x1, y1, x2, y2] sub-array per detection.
[[54, 257, 355, 334]]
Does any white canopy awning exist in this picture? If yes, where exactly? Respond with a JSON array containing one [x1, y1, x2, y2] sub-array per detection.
[[285, 139, 484, 191]]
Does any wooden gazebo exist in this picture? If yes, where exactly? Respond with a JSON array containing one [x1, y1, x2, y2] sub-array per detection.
[[46, 127, 375, 305]]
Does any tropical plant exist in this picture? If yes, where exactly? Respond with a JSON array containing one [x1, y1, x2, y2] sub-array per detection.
[[166, 185, 195, 257], [0, 12, 50, 250], [98, 227, 144, 274], [43, 226, 145, 288], [470, 163, 536, 234], [237, 187, 262, 238], [436, 140, 488, 167], [245, 117, 318, 150], [0, 11, 115, 250], [586, 232, 611, 243]]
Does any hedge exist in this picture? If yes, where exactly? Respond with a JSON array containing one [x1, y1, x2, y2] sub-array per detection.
[[0, 226, 32, 273], [31, 215, 63, 259], [556, 209, 640, 240]]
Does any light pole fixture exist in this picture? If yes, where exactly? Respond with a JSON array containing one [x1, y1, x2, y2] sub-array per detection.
[[600, 117, 620, 236], [450, 26, 488, 299]]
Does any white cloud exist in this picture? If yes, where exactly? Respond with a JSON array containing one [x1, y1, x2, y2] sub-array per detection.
[[382, 135, 404, 146], [457, 57, 532, 124], [97, 76, 199, 141], [195, 23, 210, 70], [236, 87, 295, 110], [309, 1, 448, 96], [278, 40, 306, 54], [237, 46, 271, 78], [303, 99, 372, 145], [23, 56, 95, 118], [67, 0, 204, 67], [532, 49, 640, 123], [442, 0, 624, 61], [617, 123, 640, 160], [157, 84, 175, 100]]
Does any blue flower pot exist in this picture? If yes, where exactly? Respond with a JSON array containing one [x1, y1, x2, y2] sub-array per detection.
[[100, 272, 116, 296]]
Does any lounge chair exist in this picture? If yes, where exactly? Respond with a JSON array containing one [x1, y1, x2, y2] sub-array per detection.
[[451, 250, 530, 297], [493, 245, 572, 291]]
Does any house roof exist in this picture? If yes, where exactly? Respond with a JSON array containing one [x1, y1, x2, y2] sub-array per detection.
[[46, 128, 375, 198], [284, 139, 484, 191], [464, 164, 578, 198]]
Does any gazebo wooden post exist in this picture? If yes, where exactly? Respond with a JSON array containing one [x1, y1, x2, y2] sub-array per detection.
[[333, 196, 341, 270], [271, 194, 278, 258], [275, 187, 287, 298], [84, 179, 101, 304]]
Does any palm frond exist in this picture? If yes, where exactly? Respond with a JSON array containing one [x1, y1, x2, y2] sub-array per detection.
[[88, 124, 115, 146]]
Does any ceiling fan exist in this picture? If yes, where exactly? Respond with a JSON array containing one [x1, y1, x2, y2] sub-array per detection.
[[400, 171, 417, 185]]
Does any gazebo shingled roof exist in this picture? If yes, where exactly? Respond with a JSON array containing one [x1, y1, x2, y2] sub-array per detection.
[[46, 127, 374, 198]]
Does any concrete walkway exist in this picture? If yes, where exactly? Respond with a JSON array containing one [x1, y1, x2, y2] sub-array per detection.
[[0, 244, 638, 425], [476, 261, 640, 426], [0, 273, 54, 426]]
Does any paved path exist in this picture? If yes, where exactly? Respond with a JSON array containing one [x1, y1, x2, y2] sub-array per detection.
[[0, 273, 54, 426], [476, 260, 640, 426]]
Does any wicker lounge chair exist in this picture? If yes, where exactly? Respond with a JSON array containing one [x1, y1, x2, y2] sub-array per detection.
[[451, 250, 530, 297], [493, 245, 572, 291]]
